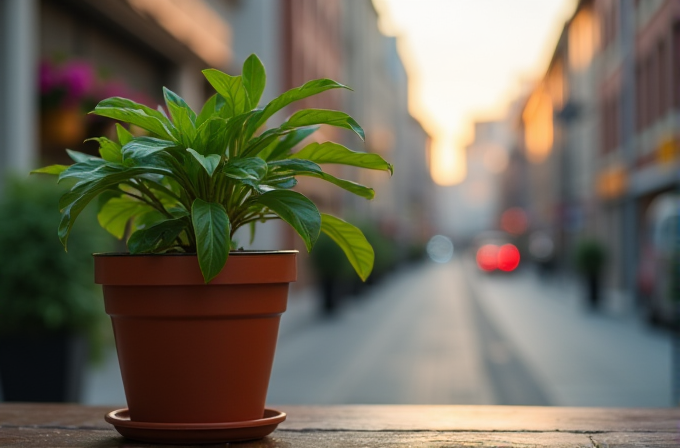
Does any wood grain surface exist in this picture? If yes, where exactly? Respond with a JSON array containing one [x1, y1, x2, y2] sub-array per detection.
[[0, 403, 678, 447]]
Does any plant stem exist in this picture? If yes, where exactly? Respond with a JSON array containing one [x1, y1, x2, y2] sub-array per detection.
[[231, 215, 279, 238], [121, 185, 173, 219], [135, 181, 174, 219], [145, 180, 184, 203], [167, 156, 199, 199]]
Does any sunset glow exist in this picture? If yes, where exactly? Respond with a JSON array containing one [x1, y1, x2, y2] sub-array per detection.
[[373, 0, 576, 185]]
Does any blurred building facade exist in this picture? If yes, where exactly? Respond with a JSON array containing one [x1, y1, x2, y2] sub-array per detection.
[[0, 0, 233, 177], [341, 1, 433, 252], [506, 0, 680, 310], [0, 0, 432, 286], [451, 121, 513, 242]]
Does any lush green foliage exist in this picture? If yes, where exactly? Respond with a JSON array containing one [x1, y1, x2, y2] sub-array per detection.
[[573, 238, 607, 275], [0, 177, 109, 346], [35, 54, 392, 283]]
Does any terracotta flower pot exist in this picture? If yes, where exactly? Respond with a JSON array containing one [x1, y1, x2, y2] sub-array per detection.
[[94, 251, 296, 425]]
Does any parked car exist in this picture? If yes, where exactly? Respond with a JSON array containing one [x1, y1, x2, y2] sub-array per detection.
[[637, 194, 680, 326]]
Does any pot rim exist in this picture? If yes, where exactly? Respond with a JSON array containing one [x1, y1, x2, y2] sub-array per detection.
[[94, 251, 297, 285], [93, 250, 298, 257]]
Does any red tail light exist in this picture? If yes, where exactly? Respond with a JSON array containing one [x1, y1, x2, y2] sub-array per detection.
[[497, 244, 520, 271], [476, 243, 520, 272], [476, 244, 499, 271]]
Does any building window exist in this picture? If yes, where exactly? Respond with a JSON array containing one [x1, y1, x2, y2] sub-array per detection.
[[569, 7, 599, 71], [522, 84, 553, 163], [602, 93, 621, 154], [659, 40, 668, 117], [647, 54, 656, 126], [602, 96, 610, 154], [673, 22, 680, 109], [635, 61, 643, 131]]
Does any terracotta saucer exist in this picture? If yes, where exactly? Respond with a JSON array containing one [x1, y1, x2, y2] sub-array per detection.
[[105, 408, 286, 444]]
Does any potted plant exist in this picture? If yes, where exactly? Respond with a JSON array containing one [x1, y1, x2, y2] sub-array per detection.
[[0, 177, 109, 403], [310, 231, 355, 314], [34, 54, 392, 444], [573, 238, 607, 309]]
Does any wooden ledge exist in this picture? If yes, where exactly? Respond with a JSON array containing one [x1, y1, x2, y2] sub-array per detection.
[[0, 403, 677, 447]]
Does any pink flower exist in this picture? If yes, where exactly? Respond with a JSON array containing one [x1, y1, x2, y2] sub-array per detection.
[[98, 80, 129, 99], [38, 60, 59, 94], [61, 61, 95, 102]]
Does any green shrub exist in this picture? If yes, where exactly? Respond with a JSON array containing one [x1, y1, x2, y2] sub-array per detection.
[[310, 232, 355, 281], [0, 177, 111, 355], [358, 222, 399, 281], [573, 238, 607, 276]]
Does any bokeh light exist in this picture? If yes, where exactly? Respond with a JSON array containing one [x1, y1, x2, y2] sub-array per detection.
[[497, 244, 521, 271], [476, 244, 499, 271], [426, 235, 454, 263], [500, 207, 528, 235], [528, 231, 554, 261]]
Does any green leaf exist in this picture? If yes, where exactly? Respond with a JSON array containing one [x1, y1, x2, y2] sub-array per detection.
[[125, 151, 181, 176], [58, 153, 177, 190], [121, 137, 177, 162], [254, 79, 351, 130], [85, 137, 122, 163], [192, 199, 230, 283], [267, 159, 322, 175], [58, 177, 124, 249], [202, 69, 249, 118], [242, 54, 266, 108], [163, 87, 197, 123], [91, 97, 176, 141], [265, 177, 297, 190], [116, 123, 134, 146], [163, 87, 197, 146], [215, 94, 226, 112], [225, 110, 261, 157], [241, 127, 292, 158], [282, 109, 364, 141], [31, 165, 69, 175], [254, 190, 320, 251], [186, 148, 221, 177], [249, 221, 257, 245], [291, 142, 393, 174], [128, 218, 187, 254], [97, 189, 123, 211], [196, 94, 218, 128], [66, 149, 100, 163], [223, 157, 267, 181], [260, 126, 319, 161], [98, 195, 154, 239], [58, 158, 109, 184], [193, 116, 228, 156], [132, 209, 166, 232], [57, 162, 179, 249], [301, 171, 375, 200], [320, 213, 374, 281]]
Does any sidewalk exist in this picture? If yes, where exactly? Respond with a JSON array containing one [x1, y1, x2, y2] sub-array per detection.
[[466, 260, 672, 407]]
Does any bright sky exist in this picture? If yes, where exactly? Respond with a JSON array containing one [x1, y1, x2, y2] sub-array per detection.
[[373, 0, 577, 185]]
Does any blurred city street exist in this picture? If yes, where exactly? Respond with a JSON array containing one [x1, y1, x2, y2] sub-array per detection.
[[84, 258, 671, 408], [2, 0, 680, 431]]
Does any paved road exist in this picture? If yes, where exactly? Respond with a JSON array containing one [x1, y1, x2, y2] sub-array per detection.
[[83, 258, 672, 407], [470, 262, 672, 407], [267, 258, 671, 406], [269, 260, 497, 404]]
